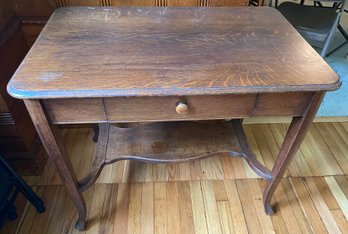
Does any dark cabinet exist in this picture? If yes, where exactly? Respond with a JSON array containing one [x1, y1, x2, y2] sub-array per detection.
[[0, 1, 47, 175]]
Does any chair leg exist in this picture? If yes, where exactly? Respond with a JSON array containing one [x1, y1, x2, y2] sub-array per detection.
[[326, 24, 348, 57], [0, 156, 45, 213], [6, 202, 18, 220], [314, 1, 323, 7], [335, 2, 348, 12], [5, 188, 19, 221], [326, 40, 348, 57], [13, 180, 45, 213], [321, 35, 335, 57], [338, 24, 348, 40]]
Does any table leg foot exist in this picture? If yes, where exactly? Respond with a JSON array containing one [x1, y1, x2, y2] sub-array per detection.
[[263, 182, 275, 215], [75, 216, 86, 230], [264, 203, 274, 215]]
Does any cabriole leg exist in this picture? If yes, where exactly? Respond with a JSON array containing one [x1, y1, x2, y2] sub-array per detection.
[[263, 92, 325, 214]]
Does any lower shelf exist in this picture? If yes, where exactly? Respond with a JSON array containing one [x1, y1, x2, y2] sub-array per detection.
[[78, 120, 272, 192], [106, 121, 242, 163]]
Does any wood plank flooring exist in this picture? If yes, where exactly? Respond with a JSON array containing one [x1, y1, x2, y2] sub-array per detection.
[[2, 122, 348, 233]]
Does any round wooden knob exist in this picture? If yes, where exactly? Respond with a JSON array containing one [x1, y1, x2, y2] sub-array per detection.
[[176, 102, 189, 114]]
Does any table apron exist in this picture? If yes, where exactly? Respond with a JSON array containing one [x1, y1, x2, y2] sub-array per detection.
[[42, 92, 314, 124]]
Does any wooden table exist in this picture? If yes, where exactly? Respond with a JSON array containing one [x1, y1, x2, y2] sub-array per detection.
[[7, 6, 340, 230]]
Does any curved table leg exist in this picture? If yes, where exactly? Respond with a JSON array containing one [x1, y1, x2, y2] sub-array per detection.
[[231, 119, 272, 181], [78, 123, 109, 192], [24, 99, 87, 230], [263, 92, 325, 214]]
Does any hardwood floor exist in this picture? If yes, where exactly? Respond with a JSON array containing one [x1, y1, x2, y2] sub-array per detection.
[[2, 122, 348, 233]]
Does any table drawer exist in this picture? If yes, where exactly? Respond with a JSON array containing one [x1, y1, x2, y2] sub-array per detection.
[[104, 95, 257, 122], [43, 98, 106, 124], [42, 93, 312, 124]]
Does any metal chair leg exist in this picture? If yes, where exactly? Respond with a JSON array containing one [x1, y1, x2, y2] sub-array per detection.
[[325, 24, 348, 56], [0, 156, 45, 213], [321, 26, 339, 57], [12, 180, 45, 213], [338, 24, 348, 40]]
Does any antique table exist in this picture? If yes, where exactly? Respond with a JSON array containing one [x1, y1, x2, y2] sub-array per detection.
[[7, 6, 340, 230]]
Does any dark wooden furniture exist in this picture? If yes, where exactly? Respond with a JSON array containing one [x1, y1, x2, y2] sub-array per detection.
[[7, 7, 340, 230], [0, 0, 47, 175], [0, 155, 45, 228]]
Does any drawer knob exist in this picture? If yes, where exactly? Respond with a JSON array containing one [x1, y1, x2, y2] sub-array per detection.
[[176, 102, 189, 114]]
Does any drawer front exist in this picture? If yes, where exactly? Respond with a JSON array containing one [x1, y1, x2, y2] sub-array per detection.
[[42, 93, 313, 124], [43, 98, 106, 124], [253, 92, 313, 116], [104, 95, 257, 122]]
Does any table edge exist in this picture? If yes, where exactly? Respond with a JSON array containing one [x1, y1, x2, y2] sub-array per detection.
[[7, 80, 341, 99]]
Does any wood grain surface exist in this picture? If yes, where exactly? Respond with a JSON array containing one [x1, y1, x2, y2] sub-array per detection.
[[7, 7, 340, 99], [105, 121, 242, 162], [104, 95, 256, 122], [23, 99, 87, 229], [41, 92, 314, 124]]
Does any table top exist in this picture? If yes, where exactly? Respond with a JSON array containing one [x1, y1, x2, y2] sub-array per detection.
[[8, 7, 340, 99]]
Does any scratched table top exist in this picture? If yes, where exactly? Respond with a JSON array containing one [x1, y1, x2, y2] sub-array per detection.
[[8, 7, 340, 99]]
